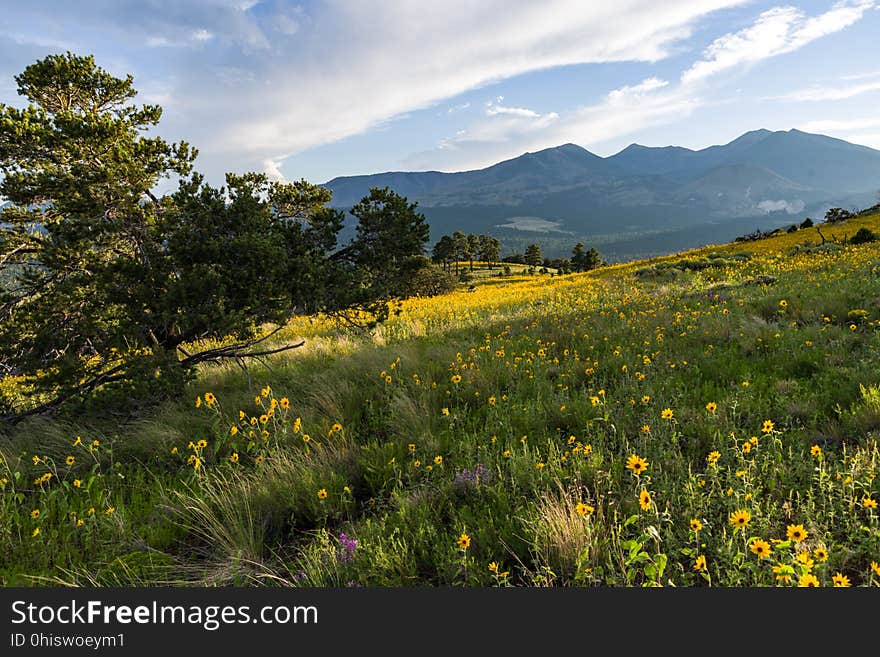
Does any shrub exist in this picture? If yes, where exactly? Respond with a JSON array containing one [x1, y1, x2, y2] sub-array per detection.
[[850, 227, 877, 245], [409, 262, 458, 297]]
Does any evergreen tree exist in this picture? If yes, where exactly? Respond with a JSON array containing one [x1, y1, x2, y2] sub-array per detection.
[[571, 242, 586, 272], [824, 207, 852, 223], [583, 247, 602, 271], [478, 234, 501, 269], [466, 233, 480, 270], [452, 230, 468, 274], [0, 52, 202, 417], [524, 243, 543, 268], [432, 235, 456, 271], [0, 53, 429, 420], [344, 186, 430, 317]]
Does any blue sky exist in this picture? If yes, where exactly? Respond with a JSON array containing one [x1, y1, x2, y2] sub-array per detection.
[[1, 0, 879, 186]]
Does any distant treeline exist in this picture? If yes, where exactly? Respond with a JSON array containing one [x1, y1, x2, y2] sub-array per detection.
[[736, 206, 878, 244], [432, 231, 602, 274]]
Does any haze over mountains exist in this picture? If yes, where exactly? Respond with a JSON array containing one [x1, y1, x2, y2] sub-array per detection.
[[323, 129, 880, 261], [5, 129, 878, 262]]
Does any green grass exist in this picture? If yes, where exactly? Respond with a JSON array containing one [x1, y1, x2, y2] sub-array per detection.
[[1, 216, 880, 587], [448, 261, 561, 285]]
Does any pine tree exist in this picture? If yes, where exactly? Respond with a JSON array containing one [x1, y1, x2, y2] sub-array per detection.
[[524, 243, 543, 268]]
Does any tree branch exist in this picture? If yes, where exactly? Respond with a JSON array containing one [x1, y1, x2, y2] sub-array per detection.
[[177, 326, 305, 368], [0, 364, 127, 424], [144, 189, 161, 206], [329, 244, 357, 263], [1, 331, 305, 423], [325, 307, 377, 332]]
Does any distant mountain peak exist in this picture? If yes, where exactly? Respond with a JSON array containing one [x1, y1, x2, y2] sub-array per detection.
[[740, 128, 773, 137], [721, 128, 773, 148], [520, 142, 599, 158], [322, 128, 880, 245], [618, 143, 694, 153], [556, 142, 592, 152]]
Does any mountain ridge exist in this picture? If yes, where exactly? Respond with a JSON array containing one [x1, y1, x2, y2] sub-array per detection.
[[322, 128, 880, 260]]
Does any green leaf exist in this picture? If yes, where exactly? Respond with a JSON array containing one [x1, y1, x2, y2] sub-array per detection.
[[655, 553, 668, 578]]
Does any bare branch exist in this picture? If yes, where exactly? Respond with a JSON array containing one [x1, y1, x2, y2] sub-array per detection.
[[143, 189, 161, 207], [0, 364, 127, 424], [177, 326, 305, 368]]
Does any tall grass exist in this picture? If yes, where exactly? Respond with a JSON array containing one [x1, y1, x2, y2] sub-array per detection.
[[1, 214, 879, 586]]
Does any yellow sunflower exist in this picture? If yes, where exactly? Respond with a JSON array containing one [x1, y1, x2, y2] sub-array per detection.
[[625, 454, 649, 476], [831, 572, 851, 587], [729, 509, 751, 530], [750, 539, 772, 559], [787, 524, 808, 543]]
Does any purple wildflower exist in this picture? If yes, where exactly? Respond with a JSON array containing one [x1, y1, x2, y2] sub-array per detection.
[[453, 463, 493, 493], [337, 532, 358, 562]]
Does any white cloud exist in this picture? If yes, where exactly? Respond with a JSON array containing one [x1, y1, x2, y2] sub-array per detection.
[[147, 30, 215, 48], [185, 0, 747, 178], [800, 117, 880, 132], [274, 15, 301, 35], [436, 103, 560, 151], [263, 158, 286, 181], [682, 1, 875, 85], [271, 5, 307, 35], [553, 84, 698, 153], [607, 77, 669, 103], [1, 0, 753, 182], [405, 78, 696, 171], [845, 133, 880, 149], [758, 199, 805, 214], [841, 69, 880, 80], [16, 0, 875, 182], [788, 0, 874, 47], [7, 32, 77, 51], [486, 103, 542, 118], [769, 79, 880, 101], [798, 117, 880, 149], [146, 36, 175, 48]]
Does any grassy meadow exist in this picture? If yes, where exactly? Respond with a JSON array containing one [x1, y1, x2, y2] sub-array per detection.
[[2, 215, 880, 587]]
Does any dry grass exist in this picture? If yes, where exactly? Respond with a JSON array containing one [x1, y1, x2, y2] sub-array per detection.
[[524, 481, 601, 583]]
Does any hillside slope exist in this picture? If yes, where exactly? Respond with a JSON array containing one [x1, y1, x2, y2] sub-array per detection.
[[2, 213, 879, 587]]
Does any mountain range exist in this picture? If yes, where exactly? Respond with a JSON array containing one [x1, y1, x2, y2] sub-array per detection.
[[323, 129, 880, 260]]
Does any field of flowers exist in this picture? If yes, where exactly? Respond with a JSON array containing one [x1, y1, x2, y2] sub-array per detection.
[[1, 214, 879, 587]]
